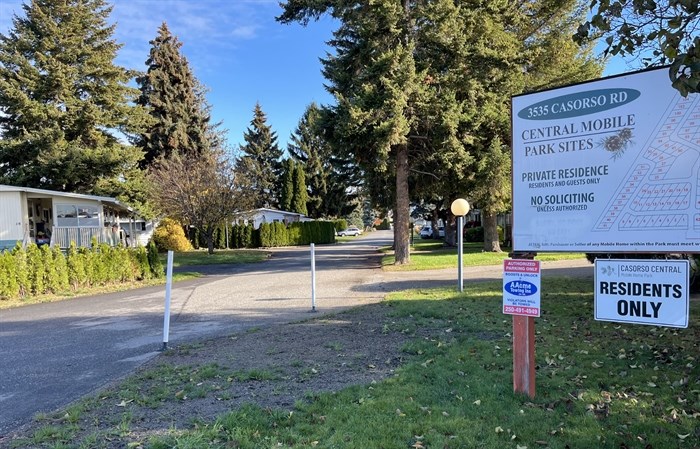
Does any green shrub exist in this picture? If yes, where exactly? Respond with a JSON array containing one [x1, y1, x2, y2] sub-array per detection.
[[26, 244, 45, 295], [334, 219, 348, 232], [259, 223, 272, 247], [376, 218, 391, 230], [464, 226, 484, 243], [67, 242, 87, 289], [12, 243, 29, 296], [0, 251, 20, 299], [147, 241, 164, 278], [51, 245, 69, 293], [463, 226, 504, 243], [136, 245, 151, 280], [153, 218, 193, 252]]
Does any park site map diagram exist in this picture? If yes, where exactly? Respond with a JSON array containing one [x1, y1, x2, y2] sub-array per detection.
[[593, 94, 700, 238]]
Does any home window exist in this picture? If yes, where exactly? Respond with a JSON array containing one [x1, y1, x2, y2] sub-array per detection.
[[56, 204, 100, 227]]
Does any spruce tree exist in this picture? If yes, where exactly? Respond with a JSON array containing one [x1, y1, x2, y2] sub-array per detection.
[[279, 158, 295, 211], [136, 22, 210, 166], [292, 162, 308, 215], [237, 103, 283, 209], [0, 0, 147, 193]]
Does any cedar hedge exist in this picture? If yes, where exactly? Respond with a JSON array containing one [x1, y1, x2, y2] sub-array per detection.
[[0, 241, 163, 301]]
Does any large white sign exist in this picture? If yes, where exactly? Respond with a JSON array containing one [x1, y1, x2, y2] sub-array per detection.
[[512, 67, 700, 252], [503, 259, 541, 317], [594, 259, 689, 328]]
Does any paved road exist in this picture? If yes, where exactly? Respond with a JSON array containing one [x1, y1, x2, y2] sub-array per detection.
[[0, 231, 593, 437]]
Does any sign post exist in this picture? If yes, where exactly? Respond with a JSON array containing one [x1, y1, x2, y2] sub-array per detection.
[[503, 258, 541, 398]]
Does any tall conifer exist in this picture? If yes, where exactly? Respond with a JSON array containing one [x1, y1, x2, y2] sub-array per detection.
[[136, 22, 210, 166], [292, 162, 308, 216], [288, 103, 356, 219], [237, 103, 283, 209], [0, 0, 147, 193], [280, 158, 295, 212]]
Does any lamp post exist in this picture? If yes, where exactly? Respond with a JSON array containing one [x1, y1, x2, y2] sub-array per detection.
[[450, 198, 470, 292]]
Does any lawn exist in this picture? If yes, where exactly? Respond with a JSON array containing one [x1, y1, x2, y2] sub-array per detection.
[[145, 279, 700, 449], [158, 248, 269, 267], [10, 278, 698, 448], [382, 239, 585, 270]]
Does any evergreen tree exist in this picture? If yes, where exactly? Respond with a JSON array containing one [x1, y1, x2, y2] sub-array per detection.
[[279, 158, 295, 211], [288, 103, 357, 218], [237, 103, 283, 209], [280, 0, 602, 255], [0, 0, 148, 193], [292, 161, 308, 215], [136, 22, 210, 166]]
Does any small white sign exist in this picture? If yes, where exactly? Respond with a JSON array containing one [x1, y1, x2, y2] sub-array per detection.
[[503, 259, 541, 317], [594, 259, 689, 328]]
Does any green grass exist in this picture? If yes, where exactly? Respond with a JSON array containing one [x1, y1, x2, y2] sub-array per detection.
[[383, 240, 585, 270], [159, 249, 269, 267], [142, 278, 698, 449]]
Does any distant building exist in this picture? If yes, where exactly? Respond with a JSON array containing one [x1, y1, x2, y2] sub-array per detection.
[[233, 208, 309, 229]]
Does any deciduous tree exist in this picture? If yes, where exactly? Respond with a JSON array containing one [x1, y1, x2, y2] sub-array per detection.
[[148, 146, 251, 254], [574, 1, 699, 95]]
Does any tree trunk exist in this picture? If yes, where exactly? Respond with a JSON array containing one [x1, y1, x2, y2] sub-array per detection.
[[205, 228, 215, 255], [430, 208, 440, 239], [445, 214, 457, 247], [394, 143, 410, 264], [482, 211, 502, 252]]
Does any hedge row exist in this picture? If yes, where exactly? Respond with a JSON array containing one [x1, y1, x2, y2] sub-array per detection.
[[464, 226, 504, 243], [0, 239, 163, 300], [188, 221, 337, 249]]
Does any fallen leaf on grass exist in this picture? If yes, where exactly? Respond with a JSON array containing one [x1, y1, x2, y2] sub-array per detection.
[[116, 399, 133, 407], [473, 399, 481, 405], [421, 359, 434, 367], [495, 426, 504, 433], [677, 434, 690, 440]]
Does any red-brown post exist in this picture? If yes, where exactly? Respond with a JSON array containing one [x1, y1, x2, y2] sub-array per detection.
[[512, 315, 535, 398], [509, 251, 537, 398]]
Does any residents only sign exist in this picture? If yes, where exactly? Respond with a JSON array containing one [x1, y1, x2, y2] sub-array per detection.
[[594, 259, 689, 328], [503, 259, 541, 317], [511, 67, 700, 252]]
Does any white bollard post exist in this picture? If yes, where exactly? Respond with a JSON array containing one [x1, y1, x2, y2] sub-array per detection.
[[310, 243, 317, 312], [161, 250, 174, 350]]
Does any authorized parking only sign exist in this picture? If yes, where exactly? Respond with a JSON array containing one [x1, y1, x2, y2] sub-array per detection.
[[594, 259, 689, 328], [503, 259, 541, 317]]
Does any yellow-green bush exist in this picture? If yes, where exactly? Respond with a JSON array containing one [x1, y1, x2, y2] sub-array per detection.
[[152, 218, 193, 252]]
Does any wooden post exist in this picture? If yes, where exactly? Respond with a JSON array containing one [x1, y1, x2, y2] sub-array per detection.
[[513, 315, 535, 398], [510, 251, 536, 398]]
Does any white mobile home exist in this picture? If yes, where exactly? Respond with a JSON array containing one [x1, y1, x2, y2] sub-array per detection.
[[233, 208, 308, 229], [0, 184, 140, 250]]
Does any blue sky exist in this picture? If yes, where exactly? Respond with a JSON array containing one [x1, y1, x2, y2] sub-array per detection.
[[0, 0, 638, 150]]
